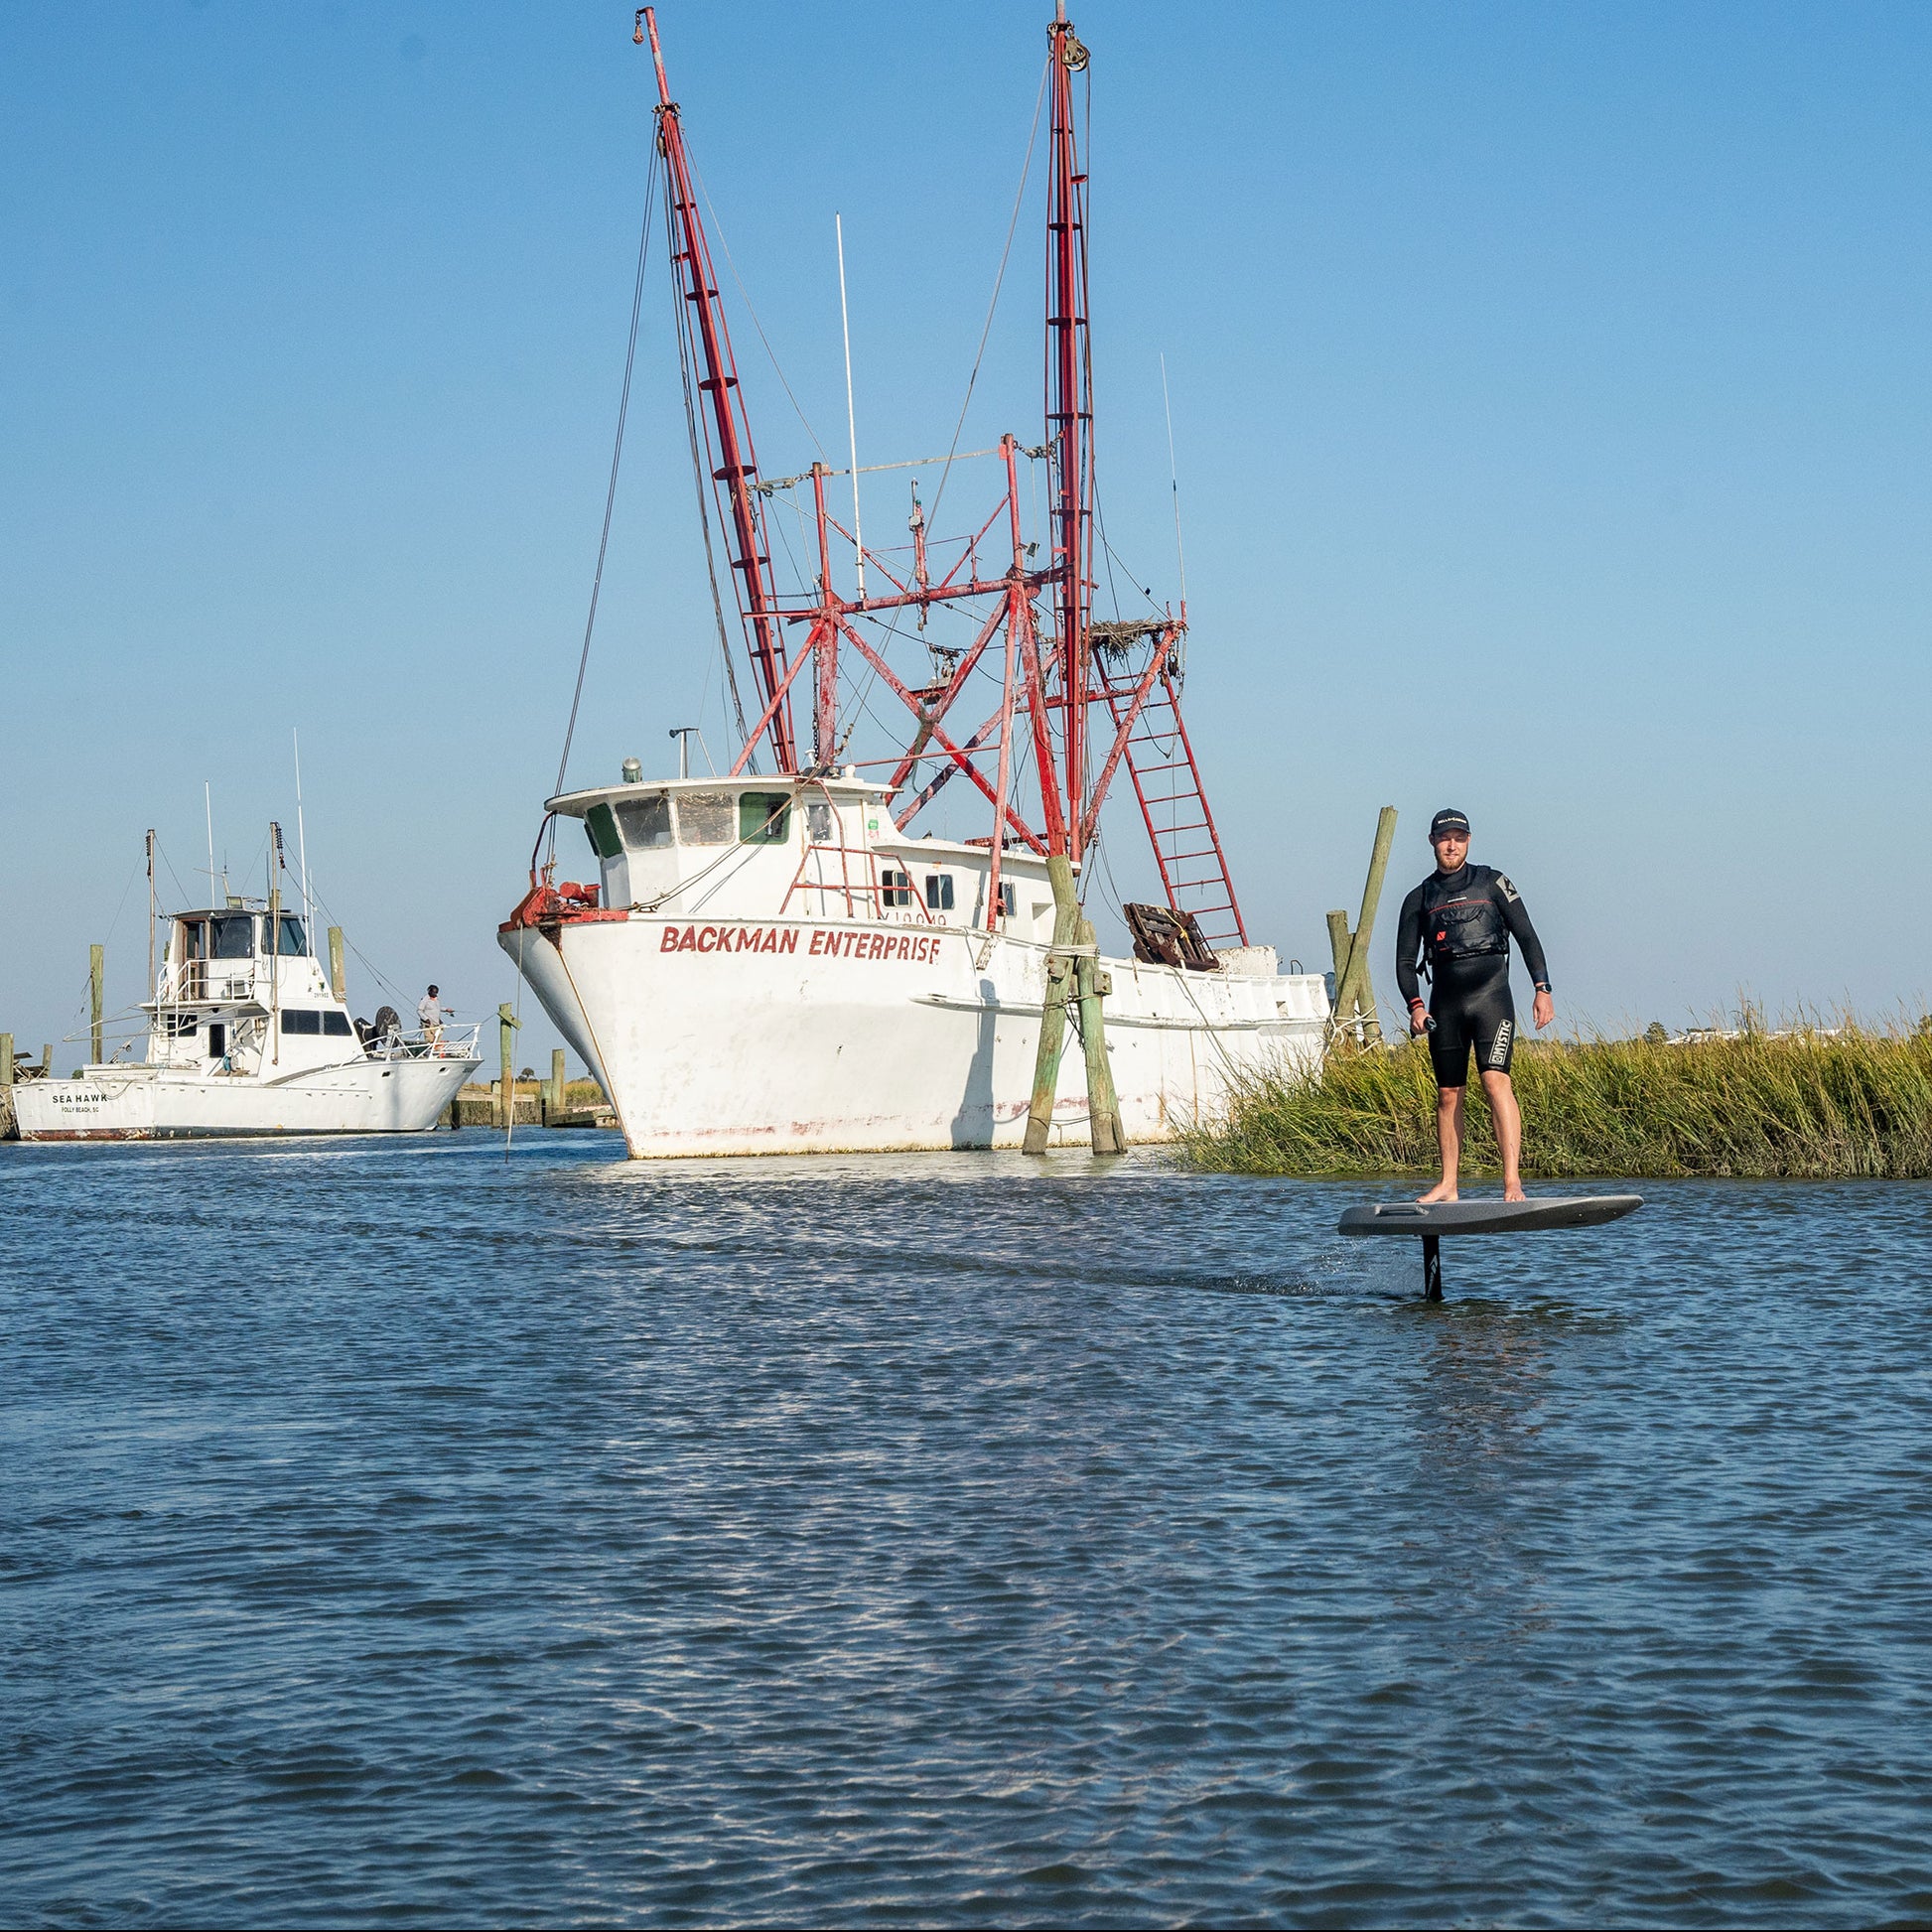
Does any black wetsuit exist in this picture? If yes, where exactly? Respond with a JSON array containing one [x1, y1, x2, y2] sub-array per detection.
[[1394, 863, 1550, 1087]]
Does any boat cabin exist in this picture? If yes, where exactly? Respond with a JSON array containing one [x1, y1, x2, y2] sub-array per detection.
[[151, 904, 360, 1076], [552, 771, 1062, 939]]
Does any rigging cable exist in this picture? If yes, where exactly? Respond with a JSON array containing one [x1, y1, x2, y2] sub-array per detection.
[[553, 144, 661, 830], [669, 207, 757, 764], [692, 161, 828, 460], [927, 58, 1050, 530]]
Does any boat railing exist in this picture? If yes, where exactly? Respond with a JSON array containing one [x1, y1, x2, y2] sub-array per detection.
[[170, 963, 258, 1005], [362, 1024, 482, 1063]]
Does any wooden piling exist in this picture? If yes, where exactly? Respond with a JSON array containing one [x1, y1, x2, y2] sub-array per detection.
[[327, 927, 346, 1003], [1074, 917, 1124, 1154], [89, 944, 104, 1066], [1, 1035, 13, 1088], [496, 1003, 521, 1128], [1330, 807, 1398, 1044], [549, 1047, 566, 1123], [1023, 854, 1082, 1154], [1325, 908, 1352, 983], [0, 1035, 12, 1142]]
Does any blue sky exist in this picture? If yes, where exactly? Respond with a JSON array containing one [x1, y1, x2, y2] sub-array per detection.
[[4, 1, 1929, 1069]]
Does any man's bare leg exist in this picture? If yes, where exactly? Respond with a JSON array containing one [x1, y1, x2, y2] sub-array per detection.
[[1418, 1085, 1463, 1202], [1481, 1068, 1525, 1200]]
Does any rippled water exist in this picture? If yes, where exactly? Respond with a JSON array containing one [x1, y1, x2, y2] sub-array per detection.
[[3, 1135, 1930, 1928]]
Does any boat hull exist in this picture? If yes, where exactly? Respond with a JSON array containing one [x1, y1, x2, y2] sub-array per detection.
[[502, 913, 1323, 1158], [12, 1054, 478, 1142]]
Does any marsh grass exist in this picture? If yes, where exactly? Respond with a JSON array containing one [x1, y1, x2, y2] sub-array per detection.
[[1181, 1019, 1932, 1178]]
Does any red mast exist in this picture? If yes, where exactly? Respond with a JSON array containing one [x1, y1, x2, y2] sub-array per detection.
[[639, 8, 798, 773], [1044, 7, 1092, 860]]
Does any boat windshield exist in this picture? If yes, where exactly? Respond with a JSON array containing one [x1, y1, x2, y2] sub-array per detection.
[[676, 791, 735, 846], [209, 913, 256, 959], [275, 915, 307, 956], [615, 793, 673, 849]]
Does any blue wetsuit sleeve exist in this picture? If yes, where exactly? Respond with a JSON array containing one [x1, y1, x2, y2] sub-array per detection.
[[1498, 882, 1551, 990], [1394, 885, 1426, 1007]]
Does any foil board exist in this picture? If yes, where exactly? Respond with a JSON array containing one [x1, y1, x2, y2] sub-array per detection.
[[1338, 1195, 1643, 1238]]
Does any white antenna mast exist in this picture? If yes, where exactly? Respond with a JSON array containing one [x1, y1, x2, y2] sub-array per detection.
[[1161, 353, 1188, 612], [836, 212, 865, 600], [292, 728, 313, 951], [204, 781, 216, 901]]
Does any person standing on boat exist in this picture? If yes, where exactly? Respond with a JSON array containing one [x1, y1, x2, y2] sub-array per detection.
[[1394, 810, 1553, 1204], [417, 985, 447, 1044]]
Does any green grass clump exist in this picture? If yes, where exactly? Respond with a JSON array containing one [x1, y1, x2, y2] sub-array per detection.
[[1180, 1020, 1932, 1179]]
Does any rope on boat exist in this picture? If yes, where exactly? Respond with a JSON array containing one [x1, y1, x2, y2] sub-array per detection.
[[669, 180, 755, 762], [552, 144, 660, 843], [926, 57, 1051, 531]]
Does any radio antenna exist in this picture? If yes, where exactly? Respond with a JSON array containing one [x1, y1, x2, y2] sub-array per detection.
[[836, 212, 865, 600]]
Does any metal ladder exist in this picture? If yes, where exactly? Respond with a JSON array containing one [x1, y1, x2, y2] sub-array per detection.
[[1097, 665, 1247, 947]]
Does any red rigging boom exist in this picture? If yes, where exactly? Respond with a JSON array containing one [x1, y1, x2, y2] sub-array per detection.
[[629, 5, 1247, 945], [640, 7, 797, 773]]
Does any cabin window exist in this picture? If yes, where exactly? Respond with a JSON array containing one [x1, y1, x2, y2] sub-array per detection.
[[163, 1014, 198, 1038], [281, 1010, 323, 1035], [739, 791, 790, 844], [584, 802, 623, 861], [209, 914, 255, 959], [615, 792, 673, 849], [179, 920, 207, 960], [676, 790, 735, 846], [275, 915, 307, 957], [882, 867, 913, 908], [323, 1012, 353, 1036], [924, 874, 954, 911], [805, 799, 836, 844], [999, 882, 1017, 917]]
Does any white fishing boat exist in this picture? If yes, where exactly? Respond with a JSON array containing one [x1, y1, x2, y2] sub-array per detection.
[[501, 8, 1328, 1158], [17, 868, 479, 1144]]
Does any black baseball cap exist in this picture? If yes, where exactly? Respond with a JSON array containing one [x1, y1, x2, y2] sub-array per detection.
[[1429, 809, 1470, 839]]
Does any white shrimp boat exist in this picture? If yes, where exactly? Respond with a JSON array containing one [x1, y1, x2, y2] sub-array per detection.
[[501, 9, 1328, 1158], [16, 897, 480, 1143], [504, 773, 1324, 1157]]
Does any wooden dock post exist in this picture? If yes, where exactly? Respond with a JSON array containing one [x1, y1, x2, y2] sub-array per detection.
[[548, 1047, 566, 1123], [328, 926, 346, 1003], [1329, 807, 1398, 1044], [0, 1035, 12, 1141], [1023, 854, 1082, 1154], [1074, 916, 1124, 1155], [1, 1035, 13, 1089], [1325, 908, 1352, 982], [496, 1003, 521, 1128], [89, 944, 104, 1066]]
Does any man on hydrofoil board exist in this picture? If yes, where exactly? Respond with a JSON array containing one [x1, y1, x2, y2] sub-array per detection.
[[1394, 810, 1553, 1204]]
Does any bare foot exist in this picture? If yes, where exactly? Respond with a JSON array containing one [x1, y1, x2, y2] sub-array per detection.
[[1503, 1183, 1527, 1202], [1417, 1180, 1458, 1203]]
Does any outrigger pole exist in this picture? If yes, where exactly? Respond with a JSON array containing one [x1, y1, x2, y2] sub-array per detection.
[[639, 8, 797, 775]]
